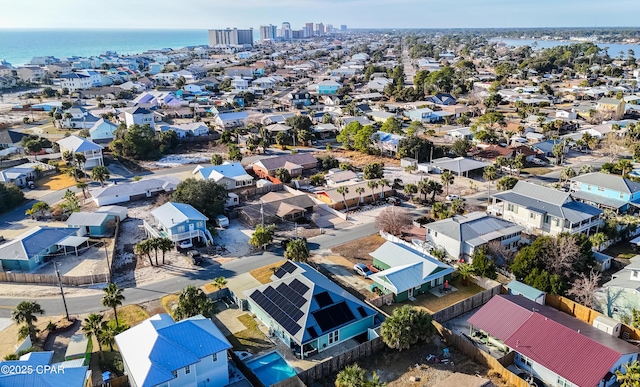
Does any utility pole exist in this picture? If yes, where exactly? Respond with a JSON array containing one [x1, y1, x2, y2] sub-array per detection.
[[260, 200, 264, 228], [104, 240, 112, 282], [54, 261, 70, 321]]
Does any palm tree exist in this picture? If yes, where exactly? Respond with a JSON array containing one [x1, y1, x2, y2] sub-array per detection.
[[367, 180, 379, 202], [335, 363, 366, 387], [102, 283, 125, 326], [156, 237, 174, 265], [91, 166, 110, 187], [74, 152, 86, 176], [99, 321, 125, 351], [451, 198, 465, 215], [440, 170, 455, 195], [83, 313, 105, 361], [378, 178, 389, 199], [579, 164, 594, 175], [417, 180, 429, 202], [404, 183, 417, 202], [134, 239, 154, 266], [560, 166, 577, 182], [355, 187, 365, 206], [213, 276, 227, 290], [427, 180, 443, 202], [589, 232, 607, 252], [483, 165, 498, 184], [12, 301, 44, 342], [76, 181, 88, 199], [174, 285, 215, 320], [284, 239, 310, 262], [336, 186, 350, 211], [149, 238, 161, 266], [457, 263, 475, 286]]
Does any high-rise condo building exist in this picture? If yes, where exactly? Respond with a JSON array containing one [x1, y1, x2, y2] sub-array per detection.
[[259, 25, 277, 41], [208, 28, 254, 46]]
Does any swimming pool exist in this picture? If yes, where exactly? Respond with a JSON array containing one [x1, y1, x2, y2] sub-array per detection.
[[245, 351, 297, 386]]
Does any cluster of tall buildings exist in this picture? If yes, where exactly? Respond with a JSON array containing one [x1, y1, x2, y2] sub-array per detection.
[[208, 22, 347, 47], [259, 22, 346, 41]]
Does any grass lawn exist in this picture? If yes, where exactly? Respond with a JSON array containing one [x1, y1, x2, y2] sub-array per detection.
[[521, 167, 553, 176], [0, 316, 65, 359], [40, 123, 70, 135], [604, 242, 637, 260], [36, 173, 77, 190], [225, 314, 272, 354], [161, 294, 179, 316], [249, 260, 287, 284], [103, 305, 149, 328], [380, 276, 484, 315], [202, 283, 226, 294]]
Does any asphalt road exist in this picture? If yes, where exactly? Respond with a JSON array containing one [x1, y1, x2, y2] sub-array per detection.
[[0, 222, 378, 318]]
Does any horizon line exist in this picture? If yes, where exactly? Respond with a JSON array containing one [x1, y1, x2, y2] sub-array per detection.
[[0, 26, 639, 31]]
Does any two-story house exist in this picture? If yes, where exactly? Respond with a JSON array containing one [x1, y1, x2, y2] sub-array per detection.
[[316, 80, 342, 95], [56, 135, 104, 169], [116, 314, 232, 387], [192, 162, 254, 189], [214, 112, 248, 129], [283, 89, 313, 109], [469, 295, 639, 387], [490, 181, 602, 236], [89, 118, 119, 143], [596, 97, 626, 120], [230, 77, 249, 91], [425, 212, 524, 261], [244, 261, 380, 359], [569, 172, 640, 214], [595, 255, 640, 322], [121, 107, 155, 129], [16, 66, 44, 83], [405, 107, 436, 123], [252, 153, 317, 179], [145, 201, 214, 245], [59, 72, 92, 91]]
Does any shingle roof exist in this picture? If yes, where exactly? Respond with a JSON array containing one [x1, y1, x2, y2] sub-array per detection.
[[115, 314, 231, 387], [151, 202, 208, 228], [468, 295, 639, 387], [56, 135, 103, 153], [431, 157, 490, 174], [426, 212, 523, 242], [571, 172, 640, 194], [0, 130, 27, 144], [193, 163, 253, 182], [89, 177, 179, 199], [255, 153, 317, 171], [244, 262, 377, 345]]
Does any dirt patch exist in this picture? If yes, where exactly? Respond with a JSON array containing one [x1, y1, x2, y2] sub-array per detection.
[[331, 234, 386, 265], [103, 305, 150, 328], [225, 313, 272, 354], [36, 173, 77, 191], [0, 316, 65, 359], [249, 260, 287, 284], [316, 149, 401, 168], [309, 339, 491, 387]]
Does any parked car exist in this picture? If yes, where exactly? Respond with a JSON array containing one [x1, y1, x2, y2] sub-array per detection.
[[353, 263, 373, 278], [387, 197, 401, 206], [445, 194, 460, 201], [187, 250, 203, 266], [179, 240, 193, 249], [532, 158, 547, 166], [280, 236, 307, 248], [27, 181, 35, 189]]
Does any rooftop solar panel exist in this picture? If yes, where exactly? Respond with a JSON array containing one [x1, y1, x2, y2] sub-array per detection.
[[314, 291, 333, 308], [312, 301, 356, 332], [290, 278, 310, 295]]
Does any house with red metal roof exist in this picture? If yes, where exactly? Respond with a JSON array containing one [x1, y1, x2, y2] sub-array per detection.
[[468, 295, 639, 387]]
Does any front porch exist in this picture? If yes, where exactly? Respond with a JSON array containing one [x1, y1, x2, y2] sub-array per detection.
[[143, 220, 214, 244]]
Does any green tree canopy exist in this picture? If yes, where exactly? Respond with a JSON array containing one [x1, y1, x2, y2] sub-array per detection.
[[173, 285, 216, 320], [284, 240, 310, 262], [171, 178, 227, 220], [250, 224, 277, 249], [381, 305, 435, 351]]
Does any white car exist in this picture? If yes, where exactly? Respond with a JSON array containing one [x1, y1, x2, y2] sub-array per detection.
[[179, 240, 193, 249], [445, 194, 460, 201]]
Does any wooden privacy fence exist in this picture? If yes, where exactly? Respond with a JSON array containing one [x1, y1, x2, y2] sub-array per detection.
[[273, 337, 386, 387], [430, 283, 503, 323], [0, 271, 109, 286], [433, 322, 532, 387]]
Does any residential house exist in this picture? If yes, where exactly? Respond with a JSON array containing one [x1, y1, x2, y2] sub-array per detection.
[[144, 201, 214, 244], [244, 261, 380, 359], [426, 93, 457, 105], [531, 139, 566, 158], [325, 169, 358, 186], [192, 162, 254, 189], [76, 69, 102, 87], [56, 135, 103, 169], [214, 111, 248, 129], [468, 294, 639, 387], [429, 157, 490, 177], [89, 118, 119, 143], [313, 123, 338, 139], [597, 97, 626, 120], [367, 111, 396, 123], [596, 255, 640, 322], [121, 107, 156, 129], [16, 67, 44, 82], [225, 66, 254, 79], [490, 181, 603, 236], [89, 177, 179, 206], [369, 242, 454, 302], [444, 127, 473, 142], [374, 131, 404, 157], [157, 123, 209, 138], [230, 77, 249, 91], [116, 314, 232, 387], [315, 180, 394, 210], [0, 65, 13, 77], [0, 76, 16, 89], [406, 107, 436, 123], [66, 212, 117, 237], [366, 77, 393, 92], [0, 351, 90, 387], [425, 212, 523, 261], [473, 145, 538, 163], [316, 80, 342, 95], [339, 116, 372, 128], [0, 227, 81, 271], [569, 172, 640, 213], [238, 191, 316, 227], [60, 107, 100, 129], [0, 162, 52, 187], [282, 89, 313, 109], [252, 153, 317, 179], [59, 72, 92, 91]]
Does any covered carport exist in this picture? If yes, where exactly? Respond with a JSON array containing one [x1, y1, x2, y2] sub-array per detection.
[[431, 156, 490, 177], [56, 235, 90, 256]]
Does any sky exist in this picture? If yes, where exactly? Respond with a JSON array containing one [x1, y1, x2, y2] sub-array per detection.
[[0, 0, 638, 30]]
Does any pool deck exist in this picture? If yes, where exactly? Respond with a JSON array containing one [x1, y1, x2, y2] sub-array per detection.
[[275, 337, 361, 371]]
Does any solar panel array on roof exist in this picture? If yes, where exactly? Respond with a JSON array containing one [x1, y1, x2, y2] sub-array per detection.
[[274, 261, 298, 278], [289, 278, 309, 295], [306, 327, 318, 338], [357, 306, 368, 318], [276, 283, 306, 308], [313, 301, 356, 332], [314, 292, 333, 308], [250, 288, 302, 336]]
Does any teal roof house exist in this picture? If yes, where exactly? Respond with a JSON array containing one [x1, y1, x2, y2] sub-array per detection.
[[0, 227, 80, 271], [144, 202, 214, 245]]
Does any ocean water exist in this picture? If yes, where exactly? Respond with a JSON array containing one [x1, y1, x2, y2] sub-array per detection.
[[0, 29, 210, 66], [492, 38, 640, 58]]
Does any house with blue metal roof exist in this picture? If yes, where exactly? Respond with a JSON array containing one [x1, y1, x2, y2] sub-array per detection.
[[490, 181, 602, 236], [214, 111, 248, 129], [0, 227, 80, 271], [368, 242, 454, 302], [374, 131, 404, 157], [115, 314, 232, 387], [56, 135, 104, 169], [89, 118, 119, 143], [192, 162, 254, 190], [405, 107, 437, 123], [145, 202, 214, 245], [244, 261, 380, 359], [0, 351, 90, 387]]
